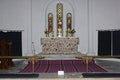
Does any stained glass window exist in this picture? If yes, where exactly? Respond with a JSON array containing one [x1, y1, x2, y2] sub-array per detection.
[[48, 13, 54, 37], [57, 3, 63, 37], [66, 13, 72, 37]]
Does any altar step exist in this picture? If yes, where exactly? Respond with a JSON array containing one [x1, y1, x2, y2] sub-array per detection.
[[37, 52, 85, 60], [39, 54, 76, 60]]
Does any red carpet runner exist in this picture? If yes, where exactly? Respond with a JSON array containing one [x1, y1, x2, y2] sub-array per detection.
[[20, 60, 107, 73]]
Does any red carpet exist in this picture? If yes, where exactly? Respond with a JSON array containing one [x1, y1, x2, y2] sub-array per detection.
[[62, 60, 77, 73], [20, 60, 107, 73]]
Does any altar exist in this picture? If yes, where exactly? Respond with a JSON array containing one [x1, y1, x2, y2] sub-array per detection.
[[41, 37, 79, 54], [40, 2, 79, 54]]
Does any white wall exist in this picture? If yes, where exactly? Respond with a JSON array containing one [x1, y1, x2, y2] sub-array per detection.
[[0, 0, 120, 56], [0, 0, 32, 56], [91, 0, 120, 55]]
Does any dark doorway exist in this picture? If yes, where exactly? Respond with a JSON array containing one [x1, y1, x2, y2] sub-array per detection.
[[0, 31, 22, 56], [98, 31, 111, 56], [113, 31, 120, 56]]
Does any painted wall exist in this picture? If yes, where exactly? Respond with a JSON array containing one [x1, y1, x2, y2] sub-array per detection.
[[0, 0, 120, 56], [91, 0, 120, 55]]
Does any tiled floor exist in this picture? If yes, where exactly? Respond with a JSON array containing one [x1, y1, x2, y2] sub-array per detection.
[[95, 58, 120, 72]]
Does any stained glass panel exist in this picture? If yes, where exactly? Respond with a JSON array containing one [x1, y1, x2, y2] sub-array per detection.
[[66, 13, 72, 37], [57, 3, 63, 37], [48, 13, 54, 37]]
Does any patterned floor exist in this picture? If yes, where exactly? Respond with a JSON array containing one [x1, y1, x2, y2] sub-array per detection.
[[20, 60, 107, 73], [0, 59, 120, 79]]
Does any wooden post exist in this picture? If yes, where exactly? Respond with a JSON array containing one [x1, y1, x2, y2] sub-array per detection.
[[7, 41, 14, 67], [32, 58, 35, 74], [0, 39, 8, 69], [86, 57, 89, 72]]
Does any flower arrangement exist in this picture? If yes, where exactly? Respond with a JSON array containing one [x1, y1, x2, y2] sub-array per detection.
[[71, 28, 76, 34], [44, 29, 49, 34], [66, 28, 76, 37], [44, 28, 54, 37]]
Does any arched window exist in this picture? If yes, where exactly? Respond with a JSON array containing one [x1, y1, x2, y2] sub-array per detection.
[[66, 13, 72, 30], [57, 3, 63, 37], [48, 13, 53, 32], [47, 13, 54, 37], [45, 1, 75, 37], [66, 13, 72, 37]]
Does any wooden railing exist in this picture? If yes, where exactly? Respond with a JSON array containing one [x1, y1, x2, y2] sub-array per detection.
[[75, 56, 120, 72], [0, 55, 120, 73], [0, 56, 44, 71]]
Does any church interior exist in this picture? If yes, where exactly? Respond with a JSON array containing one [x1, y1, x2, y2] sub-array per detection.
[[0, 0, 120, 79]]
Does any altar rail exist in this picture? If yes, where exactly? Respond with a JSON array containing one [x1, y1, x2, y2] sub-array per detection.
[[0, 56, 44, 70], [0, 56, 120, 73]]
